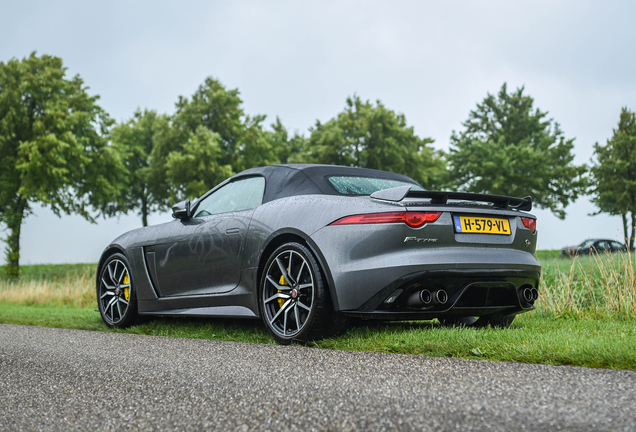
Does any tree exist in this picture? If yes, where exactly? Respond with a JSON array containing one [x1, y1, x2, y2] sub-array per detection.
[[306, 96, 446, 189], [268, 117, 310, 164], [154, 77, 279, 201], [164, 125, 233, 199], [591, 108, 636, 249], [110, 109, 171, 226], [171, 77, 278, 174], [447, 83, 587, 219], [0, 52, 122, 276], [233, 114, 280, 172]]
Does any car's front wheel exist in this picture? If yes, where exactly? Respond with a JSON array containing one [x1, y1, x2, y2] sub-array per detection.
[[97, 253, 138, 328], [260, 242, 333, 344]]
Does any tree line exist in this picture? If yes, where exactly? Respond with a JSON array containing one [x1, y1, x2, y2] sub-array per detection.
[[1, 53, 635, 276]]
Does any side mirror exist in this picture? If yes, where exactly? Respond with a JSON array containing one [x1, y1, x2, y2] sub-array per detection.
[[172, 200, 191, 220]]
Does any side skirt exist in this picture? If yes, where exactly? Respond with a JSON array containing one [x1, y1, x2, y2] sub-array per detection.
[[136, 267, 260, 318], [140, 305, 257, 318]]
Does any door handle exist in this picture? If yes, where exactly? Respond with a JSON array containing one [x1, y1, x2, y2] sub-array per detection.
[[225, 228, 240, 235]]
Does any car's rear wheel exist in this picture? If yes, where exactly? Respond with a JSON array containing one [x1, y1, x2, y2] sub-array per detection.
[[260, 242, 333, 344], [97, 253, 138, 328]]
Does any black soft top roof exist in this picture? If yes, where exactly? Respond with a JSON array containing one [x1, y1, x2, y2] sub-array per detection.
[[234, 164, 421, 204]]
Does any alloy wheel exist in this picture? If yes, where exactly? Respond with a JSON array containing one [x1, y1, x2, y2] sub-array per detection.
[[98, 258, 132, 326], [262, 249, 315, 338]]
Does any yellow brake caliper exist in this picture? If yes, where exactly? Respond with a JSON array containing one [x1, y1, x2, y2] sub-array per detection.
[[123, 273, 130, 301], [278, 271, 288, 308]]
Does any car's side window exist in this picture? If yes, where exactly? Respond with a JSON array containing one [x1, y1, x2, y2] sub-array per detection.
[[610, 241, 623, 250], [596, 241, 609, 251], [193, 176, 265, 218]]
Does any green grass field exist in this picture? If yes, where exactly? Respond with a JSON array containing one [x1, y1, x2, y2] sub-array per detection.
[[1, 251, 635, 369]]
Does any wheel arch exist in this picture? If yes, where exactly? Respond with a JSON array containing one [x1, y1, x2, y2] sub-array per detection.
[[95, 246, 127, 287], [256, 230, 339, 311]]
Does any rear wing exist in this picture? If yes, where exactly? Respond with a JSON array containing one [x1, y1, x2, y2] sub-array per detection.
[[370, 186, 532, 212]]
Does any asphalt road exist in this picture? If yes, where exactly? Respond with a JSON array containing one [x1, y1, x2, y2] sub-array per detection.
[[1, 324, 635, 431]]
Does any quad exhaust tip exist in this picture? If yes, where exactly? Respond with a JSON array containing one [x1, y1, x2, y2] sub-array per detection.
[[522, 288, 533, 302], [521, 287, 539, 303], [408, 289, 448, 308], [420, 289, 432, 304], [435, 289, 448, 305]]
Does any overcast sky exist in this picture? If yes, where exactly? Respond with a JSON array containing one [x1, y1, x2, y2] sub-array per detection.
[[2, 0, 635, 264]]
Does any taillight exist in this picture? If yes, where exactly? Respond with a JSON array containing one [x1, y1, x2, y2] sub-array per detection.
[[521, 217, 536, 234], [330, 211, 442, 228]]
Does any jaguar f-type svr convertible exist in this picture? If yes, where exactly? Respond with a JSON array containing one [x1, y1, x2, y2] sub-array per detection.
[[97, 164, 541, 343]]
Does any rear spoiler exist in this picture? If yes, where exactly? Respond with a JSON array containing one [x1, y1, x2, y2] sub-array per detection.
[[370, 186, 532, 211]]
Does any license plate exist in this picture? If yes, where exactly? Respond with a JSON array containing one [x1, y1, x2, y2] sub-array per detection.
[[454, 216, 511, 235]]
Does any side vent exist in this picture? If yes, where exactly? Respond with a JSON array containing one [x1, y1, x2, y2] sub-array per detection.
[[144, 246, 162, 297]]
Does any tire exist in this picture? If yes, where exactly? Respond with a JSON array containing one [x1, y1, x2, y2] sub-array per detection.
[[440, 316, 478, 327], [97, 253, 138, 328], [473, 312, 515, 328], [441, 313, 515, 328], [259, 242, 334, 344]]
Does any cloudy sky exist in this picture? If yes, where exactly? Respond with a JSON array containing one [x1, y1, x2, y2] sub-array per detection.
[[2, 0, 635, 264]]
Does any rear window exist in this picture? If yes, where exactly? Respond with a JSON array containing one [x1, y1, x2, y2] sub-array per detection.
[[327, 176, 424, 195]]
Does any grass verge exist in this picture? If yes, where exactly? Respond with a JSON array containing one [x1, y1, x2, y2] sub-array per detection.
[[1, 303, 634, 370]]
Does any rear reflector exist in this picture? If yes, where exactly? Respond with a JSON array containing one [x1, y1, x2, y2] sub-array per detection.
[[521, 217, 537, 234], [330, 211, 442, 228]]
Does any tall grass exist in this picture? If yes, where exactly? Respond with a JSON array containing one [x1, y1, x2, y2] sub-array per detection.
[[0, 264, 96, 308], [536, 251, 636, 320]]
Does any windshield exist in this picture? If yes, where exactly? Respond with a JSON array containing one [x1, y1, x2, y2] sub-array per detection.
[[327, 176, 424, 195], [579, 240, 594, 247]]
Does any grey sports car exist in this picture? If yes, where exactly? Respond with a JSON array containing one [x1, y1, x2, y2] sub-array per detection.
[[97, 164, 541, 344]]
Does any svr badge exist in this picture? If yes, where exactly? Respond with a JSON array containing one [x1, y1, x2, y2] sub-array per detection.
[[404, 237, 438, 243]]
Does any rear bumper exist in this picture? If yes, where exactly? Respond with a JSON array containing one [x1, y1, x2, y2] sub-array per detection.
[[341, 268, 540, 320], [311, 220, 540, 311]]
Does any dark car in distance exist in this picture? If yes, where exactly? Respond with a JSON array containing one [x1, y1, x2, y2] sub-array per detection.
[[561, 239, 628, 256], [96, 164, 541, 344]]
